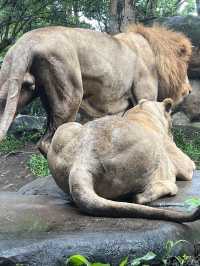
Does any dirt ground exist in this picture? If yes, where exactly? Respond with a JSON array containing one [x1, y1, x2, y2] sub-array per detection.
[[0, 144, 38, 192]]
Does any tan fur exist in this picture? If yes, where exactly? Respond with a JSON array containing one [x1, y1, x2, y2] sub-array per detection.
[[126, 24, 192, 101], [47, 99, 200, 223], [0, 25, 192, 155]]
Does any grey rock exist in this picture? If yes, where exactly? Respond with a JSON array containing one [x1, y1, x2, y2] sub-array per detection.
[[18, 175, 67, 199], [172, 112, 200, 139], [175, 80, 200, 122], [147, 16, 200, 47], [0, 172, 199, 265], [172, 112, 190, 126], [172, 80, 200, 136], [146, 16, 200, 79], [9, 115, 46, 134]]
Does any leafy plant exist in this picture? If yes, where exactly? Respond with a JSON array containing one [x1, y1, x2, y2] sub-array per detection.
[[65, 254, 110, 266], [65, 253, 156, 266], [173, 129, 200, 169], [65, 239, 197, 266], [131, 251, 156, 266], [119, 257, 128, 266], [0, 131, 44, 155], [21, 130, 44, 143], [0, 135, 24, 154], [175, 254, 191, 265], [21, 98, 46, 117], [161, 240, 190, 266], [184, 197, 200, 210], [27, 154, 50, 176]]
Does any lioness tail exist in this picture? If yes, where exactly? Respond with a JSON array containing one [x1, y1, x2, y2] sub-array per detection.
[[69, 168, 200, 223]]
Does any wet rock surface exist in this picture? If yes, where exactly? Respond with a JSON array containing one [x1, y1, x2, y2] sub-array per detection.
[[9, 115, 46, 135], [0, 173, 200, 266], [172, 80, 200, 135], [175, 80, 200, 122], [172, 111, 200, 139]]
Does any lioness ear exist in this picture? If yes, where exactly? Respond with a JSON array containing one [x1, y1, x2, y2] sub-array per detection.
[[138, 99, 147, 105], [163, 98, 173, 113]]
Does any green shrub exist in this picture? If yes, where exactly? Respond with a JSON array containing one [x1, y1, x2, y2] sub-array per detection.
[[21, 98, 46, 117], [0, 135, 24, 154], [27, 154, 50, 176], [21, 130, 44, 143], [173, 129, 200, 169], [65, 240, 193, 266]]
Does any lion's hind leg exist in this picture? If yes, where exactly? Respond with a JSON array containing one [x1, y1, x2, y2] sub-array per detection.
[[134, 180, 178, 205], [35, 51, 83, 156], [133, 164, 177, 205], [165, 141, 195, 181]]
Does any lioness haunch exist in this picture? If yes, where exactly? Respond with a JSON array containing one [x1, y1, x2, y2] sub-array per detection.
[[47, 99, 200, 222]]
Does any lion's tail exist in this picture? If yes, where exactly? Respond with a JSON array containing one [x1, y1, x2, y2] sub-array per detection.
[[69, 168, 200, 223], [0, 38, 34, 142]]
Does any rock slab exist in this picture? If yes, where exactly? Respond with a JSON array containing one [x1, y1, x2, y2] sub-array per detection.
[[0, 173, 200, 266]]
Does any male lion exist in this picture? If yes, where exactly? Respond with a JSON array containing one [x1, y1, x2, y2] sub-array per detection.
[[0, 25, 192, 155], [47, 99, 199, 223]]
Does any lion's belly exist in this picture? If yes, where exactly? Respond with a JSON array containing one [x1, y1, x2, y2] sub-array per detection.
[[81, 63, 134, 117], [81, 96, 131, 117]]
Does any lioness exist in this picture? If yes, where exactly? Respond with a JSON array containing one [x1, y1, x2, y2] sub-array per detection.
[[47, 99, 199, 223], [0, 25, 192, 155]]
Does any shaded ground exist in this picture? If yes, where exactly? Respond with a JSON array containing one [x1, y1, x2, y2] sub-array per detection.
[[0, 144, 38, 191]]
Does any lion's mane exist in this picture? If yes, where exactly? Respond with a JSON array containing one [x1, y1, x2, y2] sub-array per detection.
[[127, 24, 192, 101]]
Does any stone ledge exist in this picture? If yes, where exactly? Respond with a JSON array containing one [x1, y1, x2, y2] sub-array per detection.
[[0, 173, 199, 265]]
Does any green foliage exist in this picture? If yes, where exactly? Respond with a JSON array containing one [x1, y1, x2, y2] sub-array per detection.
[[179, 0, 196, 16], [135, 0, 196, 20], [173, 129, 200, 169], [184, 197, 200, 209], [0, 131, 44, 154], [0, 135, 23, 154], [65, 240, 194, 266], [0, 0, 101, 56], [174, 254, 191, 266], [119, 257, 128, 266], [65, 254, 110, 266], [20, 130, 44, 144], [131, 252, 156, 266], [27, 154, 50, 176], [161, 240, 190, 265], [21, 98, 46, 117], [80, 0, 110, 31]]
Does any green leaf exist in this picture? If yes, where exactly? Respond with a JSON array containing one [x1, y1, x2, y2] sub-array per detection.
[[140, 252, 156, 261], [119, 257, 128, 266], [131, 252, 156, 266], [131, 258, 141, 266], [184, 197, 200, 209], [66, 255, 91, 266], [91, 263, 110, 266], [164, 240, 174, 257], [27, 154, 50, 177]]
